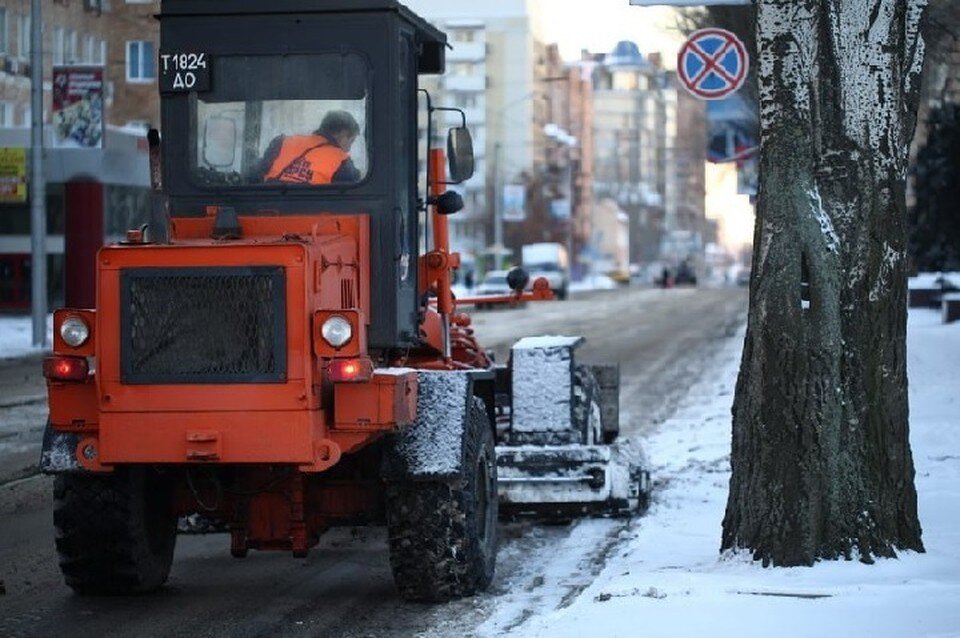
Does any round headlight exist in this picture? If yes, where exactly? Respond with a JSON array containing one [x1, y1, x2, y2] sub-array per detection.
[[60, 316, 90, 348], [321, 316, 353, 348]]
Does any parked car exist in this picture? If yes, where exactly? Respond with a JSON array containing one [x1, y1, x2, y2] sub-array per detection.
[[474, 270, 513, 309]]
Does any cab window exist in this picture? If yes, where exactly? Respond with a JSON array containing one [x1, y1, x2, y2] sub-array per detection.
[[190, 53, 369, 188]]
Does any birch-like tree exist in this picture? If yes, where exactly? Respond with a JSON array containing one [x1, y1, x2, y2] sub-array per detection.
[[722, 0, 928, 565]]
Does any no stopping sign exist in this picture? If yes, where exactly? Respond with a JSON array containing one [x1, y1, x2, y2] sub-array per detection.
[[677, 28, 749, 100]]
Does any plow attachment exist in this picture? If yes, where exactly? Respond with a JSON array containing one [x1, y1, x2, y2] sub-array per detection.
[[494, 336, 650, 519], [497, 443, 648, 518]]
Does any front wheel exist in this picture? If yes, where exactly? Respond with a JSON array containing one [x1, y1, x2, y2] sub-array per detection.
[[386, 397, 498, 602], [54, 467, 178, 595]]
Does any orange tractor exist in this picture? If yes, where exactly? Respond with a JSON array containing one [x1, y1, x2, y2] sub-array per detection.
[[40, 0, 646, 602]]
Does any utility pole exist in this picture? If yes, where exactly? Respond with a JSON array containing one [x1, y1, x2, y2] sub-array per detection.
[[30, 0, 47, 347], [493, 141, 503, 270]]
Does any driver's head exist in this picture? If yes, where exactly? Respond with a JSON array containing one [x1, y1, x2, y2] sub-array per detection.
[[317, 110, 360, 152]]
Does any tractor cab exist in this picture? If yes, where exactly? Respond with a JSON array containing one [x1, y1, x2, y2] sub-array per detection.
[[156, 0, 463, 349]]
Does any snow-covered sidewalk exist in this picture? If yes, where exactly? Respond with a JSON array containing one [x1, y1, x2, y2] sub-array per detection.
[[0, 315, 52, 360], [521, 310, 960, 638]]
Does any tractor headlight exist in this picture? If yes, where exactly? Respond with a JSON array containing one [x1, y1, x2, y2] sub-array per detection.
[[321, 315, 353, 348], [60, 316, 90, 348]]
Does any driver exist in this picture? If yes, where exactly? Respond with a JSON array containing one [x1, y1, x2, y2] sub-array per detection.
[[256, 110, 361, 184]]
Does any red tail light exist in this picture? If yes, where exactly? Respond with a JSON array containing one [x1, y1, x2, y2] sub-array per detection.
[[327, 358, 372, 383], [43, 356, 89, 382]]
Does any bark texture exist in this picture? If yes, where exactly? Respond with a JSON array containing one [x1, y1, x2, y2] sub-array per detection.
[[722, 0, 927, 565]]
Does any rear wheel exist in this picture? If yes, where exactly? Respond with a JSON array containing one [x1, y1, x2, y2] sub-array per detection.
[[386, 397, 498, 602], [54, 467, 177, 595]]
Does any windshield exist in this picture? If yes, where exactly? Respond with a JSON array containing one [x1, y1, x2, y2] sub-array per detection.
[[483, 275, 507, 285], [190, 53, 369, 188]]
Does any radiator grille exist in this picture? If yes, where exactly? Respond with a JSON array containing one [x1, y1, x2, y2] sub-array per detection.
[[120, 266, 286, 384]]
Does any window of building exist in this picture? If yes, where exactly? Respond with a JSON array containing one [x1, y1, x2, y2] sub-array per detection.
[[126, 40, 155, 82], [84, 34, 95, 63], [66, 30, 78, 63], [99, 40, 107, 65], [0, 9, 8, 55], [454, 92, 477, 108], [452, 29, 476, 43], [52, 27, 64, 65], [451, 62, 474, 77], [17, 15, 30, 59], [0, 102, 14, 127]]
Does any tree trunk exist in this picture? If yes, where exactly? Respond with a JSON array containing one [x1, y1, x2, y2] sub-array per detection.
[[722, 0, 927, 565]]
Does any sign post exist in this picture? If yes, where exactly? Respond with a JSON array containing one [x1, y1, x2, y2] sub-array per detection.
[[30, 0, 46, 347]]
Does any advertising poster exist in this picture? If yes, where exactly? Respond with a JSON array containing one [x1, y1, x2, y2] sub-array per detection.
[[502, 184, 526, 222], [52, 66, 104, 148], [0, 148, 28, 203]]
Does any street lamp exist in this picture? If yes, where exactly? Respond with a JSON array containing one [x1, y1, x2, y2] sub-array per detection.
[[543, 123, 578, 281]]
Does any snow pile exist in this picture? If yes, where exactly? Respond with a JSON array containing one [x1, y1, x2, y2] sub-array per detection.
[[519, 309, 960, 638], [0, 314, 52, 360], [570, 274, 618, 292], [909, 272, 960, 290]]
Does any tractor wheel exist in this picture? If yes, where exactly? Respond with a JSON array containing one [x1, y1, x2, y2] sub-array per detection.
[[573, 365, 603, 445], [386, 397, 498, 602], [53, 467, 178, 595]]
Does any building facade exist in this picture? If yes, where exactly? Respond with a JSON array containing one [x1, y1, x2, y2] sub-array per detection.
[[0, 0, 159, 129], [589, 41, 706, 267], [404, 0, 547, 268], [0, 0, 157, 310]]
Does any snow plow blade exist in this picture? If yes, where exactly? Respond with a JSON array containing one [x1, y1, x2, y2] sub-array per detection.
[[495, 335, 650, 519], [496, 444, 649, 518]]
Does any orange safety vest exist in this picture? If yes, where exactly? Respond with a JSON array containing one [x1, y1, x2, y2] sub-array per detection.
[[263, 135, 349, 185]]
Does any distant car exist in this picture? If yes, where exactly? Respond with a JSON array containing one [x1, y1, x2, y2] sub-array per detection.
[[674, 261, 698, 286], [474, 270, 513, 309]]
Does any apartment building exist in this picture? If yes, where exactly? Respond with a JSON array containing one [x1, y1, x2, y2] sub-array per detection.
[[0, 1, 158, 310], [0, 0, 159, 129], [405, 0, 547, 265], [590, 41, 706, 265]]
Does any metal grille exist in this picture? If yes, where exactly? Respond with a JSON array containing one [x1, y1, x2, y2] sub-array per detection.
[[121, 266, 286, 384], [340, 279, 356, 309]]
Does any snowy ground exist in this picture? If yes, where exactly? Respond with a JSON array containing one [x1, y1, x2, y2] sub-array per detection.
[[0, 315, 52, 360], [516, 309, 960, 638]]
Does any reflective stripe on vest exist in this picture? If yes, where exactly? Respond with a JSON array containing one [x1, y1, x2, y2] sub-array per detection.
[[264, 135, 349, 185]]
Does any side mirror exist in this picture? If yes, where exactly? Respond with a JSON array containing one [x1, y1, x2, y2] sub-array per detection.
[[506, 267, 530, 293], [435, 190, 464, 216], [202, 115, 237, 168], [447, 126, 475, 183]]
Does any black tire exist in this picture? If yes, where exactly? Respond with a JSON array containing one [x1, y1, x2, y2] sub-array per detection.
[[54, 467, 178, 595], [557, 285, 569, 301], [385, 397, 498, 602], [572, 365, 603, 445]]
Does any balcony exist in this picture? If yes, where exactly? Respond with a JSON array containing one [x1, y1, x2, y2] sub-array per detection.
[[443, 75, 485, 92], [447, 41, 486, 62]]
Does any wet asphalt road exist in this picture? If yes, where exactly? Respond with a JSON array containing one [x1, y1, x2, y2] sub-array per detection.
[[0, 286, 746, 637]]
